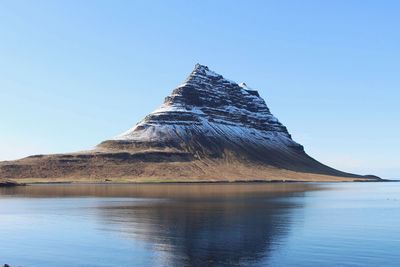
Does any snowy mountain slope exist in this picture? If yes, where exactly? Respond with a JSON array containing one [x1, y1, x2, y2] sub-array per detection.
[[0, 64, 380, 182], [100, 64, 300, 151]]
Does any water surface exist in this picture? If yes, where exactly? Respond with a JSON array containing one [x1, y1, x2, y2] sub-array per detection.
[[0, 182, 399, 266]]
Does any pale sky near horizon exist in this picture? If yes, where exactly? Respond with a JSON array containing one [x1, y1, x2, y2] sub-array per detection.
[[0, 0, 399, 179]]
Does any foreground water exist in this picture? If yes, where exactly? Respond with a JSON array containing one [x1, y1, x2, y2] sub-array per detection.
[[0, 182, 399, 267]]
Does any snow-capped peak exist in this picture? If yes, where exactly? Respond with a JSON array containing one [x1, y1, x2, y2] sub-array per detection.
[[188, 64, 224, 81], [113, 64, 300, 150]]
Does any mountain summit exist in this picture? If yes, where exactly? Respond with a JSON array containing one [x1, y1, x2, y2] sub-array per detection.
[[101, 64, 298, 153], [0, 64, 379, 182]]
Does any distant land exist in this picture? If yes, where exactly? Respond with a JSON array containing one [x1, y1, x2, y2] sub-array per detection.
[[0, 64, 380, 183]]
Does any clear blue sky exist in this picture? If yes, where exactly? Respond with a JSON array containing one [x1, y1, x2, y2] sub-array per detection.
[[0, 0, 399, 179]]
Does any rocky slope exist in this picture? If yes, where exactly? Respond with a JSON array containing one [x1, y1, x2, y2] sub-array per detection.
[[0, 64, 379, 182]]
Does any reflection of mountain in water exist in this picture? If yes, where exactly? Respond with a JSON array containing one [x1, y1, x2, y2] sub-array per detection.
[[96, 184, 313, 266]]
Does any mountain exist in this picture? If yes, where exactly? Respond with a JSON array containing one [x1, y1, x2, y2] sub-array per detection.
[[0, 64, 379, 182]]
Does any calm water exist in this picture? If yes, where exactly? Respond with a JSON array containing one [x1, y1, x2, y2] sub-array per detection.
[[0, 182, 399, 267]]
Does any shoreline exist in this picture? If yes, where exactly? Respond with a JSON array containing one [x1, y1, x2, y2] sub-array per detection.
[[0, 180, 27, 187], [1, 178, 395, 187]]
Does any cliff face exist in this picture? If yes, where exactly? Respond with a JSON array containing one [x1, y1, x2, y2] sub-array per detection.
[[0, 64, 379, 182], [100, 64, 299, 152], [112, 64, 293, 143]]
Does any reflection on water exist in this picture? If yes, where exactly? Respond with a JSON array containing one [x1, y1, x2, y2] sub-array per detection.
[[0, 182, 319, 198], [96, 186, 308, 266], [1, 183, 400, 267]]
